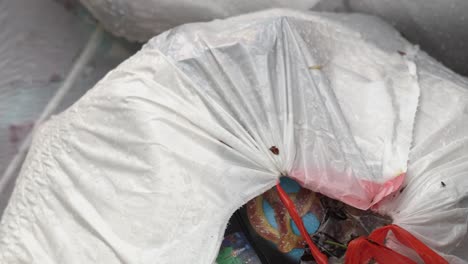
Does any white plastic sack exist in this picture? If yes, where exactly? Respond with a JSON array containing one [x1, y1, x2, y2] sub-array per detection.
[[0, 9, 466, 263], [375, 51, 468, 263], [79, 0, 320, 41]]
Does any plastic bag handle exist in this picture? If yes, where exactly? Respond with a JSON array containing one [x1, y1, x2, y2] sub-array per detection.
[[368, 224, 448, 264], [345, 236, 417, 264], [346, 224, 448, 264]]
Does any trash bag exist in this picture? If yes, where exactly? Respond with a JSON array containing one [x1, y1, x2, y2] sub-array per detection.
[[374, 49, 468, 263], [0, 9, 466, 263], [79, 0, 320, 41]]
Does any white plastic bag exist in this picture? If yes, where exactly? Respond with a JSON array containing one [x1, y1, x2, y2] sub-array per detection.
[[79, 0, 319, 41], [0, 9, 465, 263], [375, 51, 468, 263]]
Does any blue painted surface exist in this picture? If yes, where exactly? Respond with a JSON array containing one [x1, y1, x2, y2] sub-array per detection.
[[261, 177, 321, 261]]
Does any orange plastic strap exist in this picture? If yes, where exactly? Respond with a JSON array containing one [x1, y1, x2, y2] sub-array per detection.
[[276, 183, 328, 264]]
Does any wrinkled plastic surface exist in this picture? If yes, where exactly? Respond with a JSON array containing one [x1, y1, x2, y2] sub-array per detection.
[[79, 0, 320, 41], [375, 50, 468, 264], [0, 9, 465, 263], [144, 10, 420, 210]]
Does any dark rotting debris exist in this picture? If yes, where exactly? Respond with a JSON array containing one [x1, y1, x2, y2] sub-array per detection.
[[269, 146, 279, 155], [441, 181, 446, 187]]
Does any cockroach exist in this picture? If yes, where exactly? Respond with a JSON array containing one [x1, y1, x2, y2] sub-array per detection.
[[269, 146, 279, 155]]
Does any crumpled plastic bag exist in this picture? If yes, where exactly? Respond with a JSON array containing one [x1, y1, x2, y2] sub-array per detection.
[[374, 50, 468, 263], [0, 9, 465, 263]]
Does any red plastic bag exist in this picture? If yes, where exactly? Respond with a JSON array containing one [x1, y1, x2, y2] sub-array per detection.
[[346, 225, 448, 264]]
